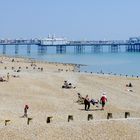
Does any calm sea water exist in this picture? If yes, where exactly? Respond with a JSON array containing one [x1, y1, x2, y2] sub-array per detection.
[[0, 45, 140, 76]]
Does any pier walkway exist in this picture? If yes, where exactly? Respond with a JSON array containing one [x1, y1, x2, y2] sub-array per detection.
[[0, 37, 140, 53]]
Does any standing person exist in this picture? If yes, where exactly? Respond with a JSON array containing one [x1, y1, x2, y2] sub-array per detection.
[[7, 73, 10, 81], [23, 105, 29, 117], [84, 95, 90, 111], [100, 93, 107, 110]]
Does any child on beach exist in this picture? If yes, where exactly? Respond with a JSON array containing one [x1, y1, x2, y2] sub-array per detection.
[[23, 105, 29, 117]]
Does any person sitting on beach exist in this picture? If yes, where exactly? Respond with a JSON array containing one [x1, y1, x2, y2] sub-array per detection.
[[65, 83, 72, 88], [62, 81, 69, 88], [84, 95, 90, 111], [90, 99, 99, 107], [100, 93, 107, 110], [62, 81, 76, 89], [126, 82, 132, 87], [0, 77, 6, 82], [0, 77, 4, 82]]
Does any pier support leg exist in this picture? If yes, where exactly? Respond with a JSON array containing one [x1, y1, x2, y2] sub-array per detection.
[[38, 46, 47, 55], [27, 45, 31, 54], [92, 45, 102, 53], [3, 45, 6, 54], [15, 45, 19, 54], [110, 45, 119, 53], [126, 44, 140, 52], [56, 45, 66, 54], [74, 46, 85, 54]]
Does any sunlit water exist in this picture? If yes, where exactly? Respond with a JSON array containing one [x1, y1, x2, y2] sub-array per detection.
[[0, 45, 140, 76]]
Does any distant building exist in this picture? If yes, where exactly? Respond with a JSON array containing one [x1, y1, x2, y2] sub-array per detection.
[[40, 35, 68, 45]]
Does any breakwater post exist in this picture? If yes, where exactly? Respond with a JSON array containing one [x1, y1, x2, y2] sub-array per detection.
[[68, 115, 73, 122], [107, 113, 113, 119]]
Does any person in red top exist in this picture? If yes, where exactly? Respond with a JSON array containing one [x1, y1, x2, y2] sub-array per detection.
[[100, 93, 107, 110]]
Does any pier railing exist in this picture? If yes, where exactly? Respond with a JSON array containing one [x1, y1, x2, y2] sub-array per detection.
[[0, 38, 140, 46], [0, 39, 41, 45]]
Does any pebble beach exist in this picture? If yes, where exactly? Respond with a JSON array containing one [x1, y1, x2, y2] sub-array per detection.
[[0, 55, 140, 140]]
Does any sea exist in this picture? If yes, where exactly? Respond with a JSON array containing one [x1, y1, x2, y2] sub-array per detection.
[[0, 45, 140, 76]]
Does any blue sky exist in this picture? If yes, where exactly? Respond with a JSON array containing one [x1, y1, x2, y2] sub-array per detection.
[[0, 0, 140, 40]]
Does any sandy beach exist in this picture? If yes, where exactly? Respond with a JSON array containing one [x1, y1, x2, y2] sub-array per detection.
[[0, 55, 140, 140]]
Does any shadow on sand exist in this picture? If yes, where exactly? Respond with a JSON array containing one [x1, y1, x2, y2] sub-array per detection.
[[79, 108, 102, 111]]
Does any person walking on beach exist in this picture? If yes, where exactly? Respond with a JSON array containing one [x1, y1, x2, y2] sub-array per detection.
[[100, 93, 107, 110], [84, 95, 90, 111], [23, 105, 29, 117]]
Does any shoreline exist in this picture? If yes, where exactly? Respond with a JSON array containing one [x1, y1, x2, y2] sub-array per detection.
[[0, 54, 85, 70], [0, 54, 139, 78]]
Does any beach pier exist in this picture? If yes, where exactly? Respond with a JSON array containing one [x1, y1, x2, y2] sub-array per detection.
[[0, 37, 140, 54]]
